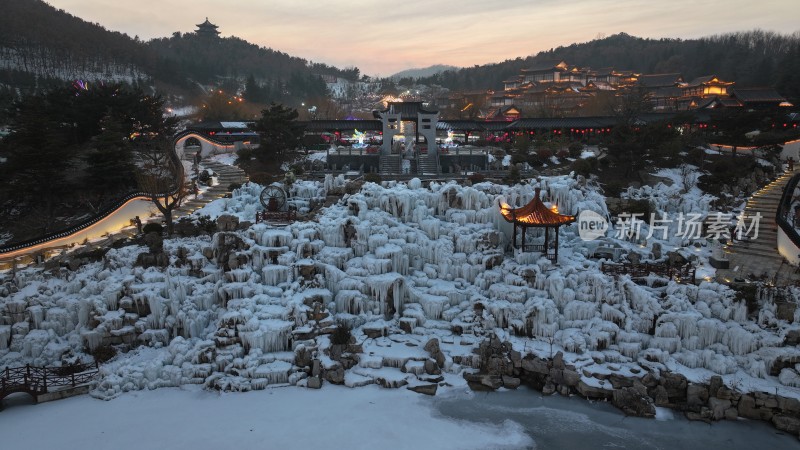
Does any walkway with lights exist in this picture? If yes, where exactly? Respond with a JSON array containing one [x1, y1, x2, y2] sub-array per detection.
[[716, 169, 800, 285], [0, 154, 247, 270]]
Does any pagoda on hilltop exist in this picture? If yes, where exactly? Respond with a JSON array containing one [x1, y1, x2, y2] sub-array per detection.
[[195, 18, 220, 38]]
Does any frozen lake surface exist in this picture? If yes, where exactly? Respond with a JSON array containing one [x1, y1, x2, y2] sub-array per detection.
[[1, 385, 798, 449]]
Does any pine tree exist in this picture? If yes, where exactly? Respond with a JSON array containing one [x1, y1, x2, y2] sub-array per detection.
[[252, 103, 302, 162]]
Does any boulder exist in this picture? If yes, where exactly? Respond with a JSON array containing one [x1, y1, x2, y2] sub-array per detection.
[[481, 375, 503, 390], [612, 387, 656, 418], [294, 346, 312, 368], [716, 386, 736, 400], [771, 415, 800, 435], [687, 384, 709, 409], [216, 214, 240, 231], [502, 376, 521, 389], [542, 382, 556, 396], [708, 375, 723, 398], [652, 385, 669, 406], [399, 318, 415, 334], [464, 373, 501, 391], [408, 384, 438, 396], [777, 396, 800, 415], [738, 394, 773, 421], [685, 408, 713, 423], [651, 242, 662, 260], [324, 365, 344, 385], [785, 330, 800, 346], [362, 325, 386, 339], [307, 376, 322, 389], [484, 254, 504, 270], [661, 372, 688, 400], [627, 252, 641, 264], [609, 374, 634, 389], [577, 380, 613, 399], [776, 302, 797, 322], [144, 232, 164, 253], [754, 391, 778, 408], [552, 351, 565, 370], [509, 350, 522, 369], [521, 356, 549, 375], [667, 251, 688, 266], [424, 338, 446, 367], [550, 368, 581, 387], [424, 359, 441, 375], [641, 372, 660, 389], [708, 397, 731, 420]]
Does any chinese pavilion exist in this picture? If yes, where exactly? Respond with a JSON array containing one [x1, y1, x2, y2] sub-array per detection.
[[195, 18, 220, 38], [499, 187, 576, 261]]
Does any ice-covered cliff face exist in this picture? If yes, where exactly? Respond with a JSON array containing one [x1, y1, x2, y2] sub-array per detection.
[[2, 175, 800, 399]]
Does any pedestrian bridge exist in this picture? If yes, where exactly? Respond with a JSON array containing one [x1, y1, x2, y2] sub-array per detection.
[[1, 362, 99, 405], [174, 130, 256, 160]]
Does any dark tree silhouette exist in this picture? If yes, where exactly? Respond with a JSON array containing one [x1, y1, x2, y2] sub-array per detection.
[[134, 137, 187, 236], [252, 103, 303, 162]]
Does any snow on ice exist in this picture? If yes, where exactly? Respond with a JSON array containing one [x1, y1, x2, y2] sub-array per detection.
[[2, 174, 800, 402]]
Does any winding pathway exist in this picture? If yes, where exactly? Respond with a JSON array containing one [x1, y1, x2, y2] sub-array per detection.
[[716, 168, 800, 285], [0, 153, 247, 269], [174, 154, 249, 219]]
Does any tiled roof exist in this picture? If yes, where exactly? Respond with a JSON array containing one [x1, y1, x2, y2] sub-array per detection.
[[651, 86, 683, 98], [731, 87, 787, 103], [638, 73, 683, 88], [521, 59, 568, 73], [508, 117, 617, 130], [499, 188, 576, 227]]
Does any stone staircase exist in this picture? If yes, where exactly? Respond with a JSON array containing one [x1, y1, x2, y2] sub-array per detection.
[[379, 155, 401, 176], [175, 157, 249, 219], [717, 170, 800, 284], [416, 153, 440, 175]]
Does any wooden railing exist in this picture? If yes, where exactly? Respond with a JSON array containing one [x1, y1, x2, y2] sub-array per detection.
[[601, 262, 696, 283], [1, 362, 99, 400]]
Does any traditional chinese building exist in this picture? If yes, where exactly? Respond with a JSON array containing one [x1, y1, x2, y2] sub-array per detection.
[[499, 187, 576, 261], [682, 75, 734, 97], [195, 18, 220, 38], [521, 60, 571, 83]]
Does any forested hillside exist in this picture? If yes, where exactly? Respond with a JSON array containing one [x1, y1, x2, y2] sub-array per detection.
[[418, 32, 800, 102], [0, 0, 359, 110]]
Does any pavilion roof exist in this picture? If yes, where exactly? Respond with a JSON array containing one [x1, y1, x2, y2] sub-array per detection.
[[197, 18, 218, 28], [499, 188, 576, 227]]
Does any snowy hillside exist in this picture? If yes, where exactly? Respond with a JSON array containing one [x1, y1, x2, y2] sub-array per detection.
[[2, 174, 800, 403], [0, 47, 147, 84]]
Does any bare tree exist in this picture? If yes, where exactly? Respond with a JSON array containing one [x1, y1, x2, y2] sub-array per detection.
[[134, 137, 187, 235]]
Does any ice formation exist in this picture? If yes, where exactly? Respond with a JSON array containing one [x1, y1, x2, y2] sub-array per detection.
[[2, 174, 800, 400]]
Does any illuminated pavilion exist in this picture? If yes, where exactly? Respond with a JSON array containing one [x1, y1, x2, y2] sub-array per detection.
[[499, 187, 576, 261]]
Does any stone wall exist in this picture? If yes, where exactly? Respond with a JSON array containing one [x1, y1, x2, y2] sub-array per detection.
[[440, 154, 488, 173], [467, 337, 800, 439], [326, 154, 380, 172]]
